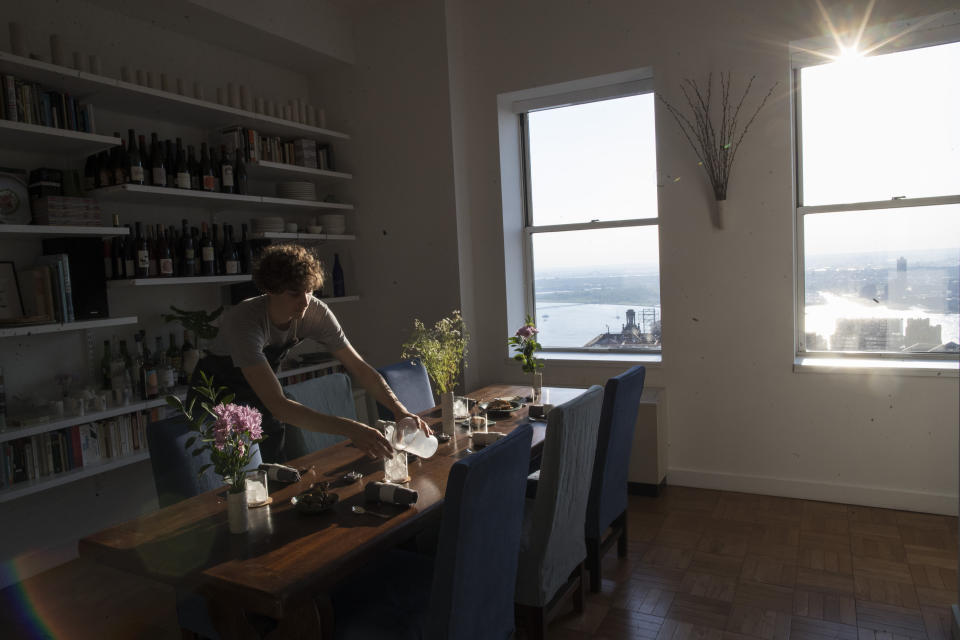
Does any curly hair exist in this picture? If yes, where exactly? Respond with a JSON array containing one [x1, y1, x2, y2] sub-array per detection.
[[252, 244, 325, 293]]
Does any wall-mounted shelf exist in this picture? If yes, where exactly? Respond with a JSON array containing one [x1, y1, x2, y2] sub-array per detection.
[[0, 316, 138, 338], [0, 397, 169, 445], [322, 296, 359, 304], [0, 119, 120, 155], [249, 231, 355, 241], [107, 275, 251, 287], [92, 184, 353, 211], [247, 161, 352, 183], [0, 224, 128, 238], [0, 51, 350, 142], [0, 451, 150, 503]]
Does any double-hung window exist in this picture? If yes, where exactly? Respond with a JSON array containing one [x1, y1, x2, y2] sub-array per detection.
[[793, 14, 960, 360], [518, 83, 661, 353]]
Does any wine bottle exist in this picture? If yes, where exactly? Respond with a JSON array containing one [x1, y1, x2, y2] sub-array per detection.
[[167, 333, 182, 386], [102, 235, 112, 281], [84, 154, 97, 191], [332, 253, 345, 297], [100, 340, 112, 391], [165, 140, 176, 188], [124, 224, 136, 279], [110, 213, 124, 280], [127, 129, 144, 184], [97, 150, 112, 188], [111, 133, 127, 185], [239, 223, 253, 274], [175, 142, 191, 189], [188, 146, 200, 190], [181, 219, 196, 276], [150, 133, 166, 187], [223, 225, 240, 274], [234, 148, 248, 195], [220, 145, 234, 193], [147, 225, 158, 277], [181, 330, 199, 384], [200, 222, 215, 275], [140, 332, 159, 400], [158, 225, 174, 276], [200, 143, 215, 191], [135, 222, 149, 278], [211, 223, 222, 275]]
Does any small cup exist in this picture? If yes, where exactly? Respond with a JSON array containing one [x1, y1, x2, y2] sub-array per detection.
[[453, 396, 469, 421], [48, 399, 64, 418], [65, 396, 84, 417], [285, 222, 298, 233], [245, 469, 269, 507], [469, 415, 488, 434]]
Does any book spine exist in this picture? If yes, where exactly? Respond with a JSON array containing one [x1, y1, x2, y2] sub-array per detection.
[[83, 103, 95, 134], [30, 435, 41, 478], [2, 75, 16, 121], [59, 255, 75, 322], [70, 426, 82, 468], [43, 432, 54, 474]]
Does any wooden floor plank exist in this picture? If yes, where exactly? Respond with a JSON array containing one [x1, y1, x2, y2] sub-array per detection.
[[855, 600, 927, 639], [794, 589, 858, 625]]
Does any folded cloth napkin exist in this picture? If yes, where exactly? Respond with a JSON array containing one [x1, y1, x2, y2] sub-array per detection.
[[365, 481, 418, 505]]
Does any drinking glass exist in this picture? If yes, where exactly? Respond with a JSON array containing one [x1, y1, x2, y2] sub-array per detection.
[[468, 400, 488, 434], [453, 396, 469, 421], [245, 469, 269, 507], [382, 422, 410, 483]]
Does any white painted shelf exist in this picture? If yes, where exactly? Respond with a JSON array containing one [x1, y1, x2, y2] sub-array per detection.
[[277, 360, 340, 380], [0, 224, 129, 238], [0, 51, 350, 142], [322, 296, 360, 304], [0, 316, 138, 338], [92, 184, 353, 211], [0, 451, 150, 503], [0, 397, 170, 445], [0, 119, 120, 155], [247, 161, 352, 182], [107, 275, 251, 287], [249, 231, 355, 241]]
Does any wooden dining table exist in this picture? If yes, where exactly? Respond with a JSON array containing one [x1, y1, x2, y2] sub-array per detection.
[[78, 384, 585, 639]]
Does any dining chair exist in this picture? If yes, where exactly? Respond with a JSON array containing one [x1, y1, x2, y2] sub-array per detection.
[[514, 385, 604, 640], [147, 415, 265, 640], [375, 358, 434, 421], [282, 372, 354, 461], [331, 423, 534, 640], [584, 364, 646, 592]]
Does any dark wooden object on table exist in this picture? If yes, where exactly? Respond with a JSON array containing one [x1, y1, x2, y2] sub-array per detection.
[[78, 384, 563, 639]]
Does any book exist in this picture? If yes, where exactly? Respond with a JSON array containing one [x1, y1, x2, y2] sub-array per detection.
[[36, 255, 74, 322], [78, 424, 100, 467], [17, 266, 55, 321], [2, 75, 16, 121], [70, 426, 83, 469]]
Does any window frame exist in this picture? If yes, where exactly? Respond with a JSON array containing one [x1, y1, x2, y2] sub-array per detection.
[[517, 83, 662, 354], [791, 11, 960, 362]]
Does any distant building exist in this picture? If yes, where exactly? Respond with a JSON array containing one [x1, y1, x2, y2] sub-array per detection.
[[904, 317, 942, 347], [830, 318, 904, 351], [583, 307, 660, 349], [805, 333, 828, 351], [888, 256, 908, 307]]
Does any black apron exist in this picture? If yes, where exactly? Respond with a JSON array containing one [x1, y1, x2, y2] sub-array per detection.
[[189, 337, 301, 463]]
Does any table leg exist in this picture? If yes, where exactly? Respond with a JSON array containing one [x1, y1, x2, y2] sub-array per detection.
[[266, 595, 332, 640]]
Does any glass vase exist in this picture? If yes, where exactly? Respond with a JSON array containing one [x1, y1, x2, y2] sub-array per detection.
[[531, 372, 543, 404], [227, 483, 250, 534]]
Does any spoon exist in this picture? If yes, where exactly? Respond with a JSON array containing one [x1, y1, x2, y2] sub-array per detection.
[[351, 505, 391, 519]]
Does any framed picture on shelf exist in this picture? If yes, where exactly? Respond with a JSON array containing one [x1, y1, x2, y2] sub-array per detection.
[[0, 261, 24, 321]]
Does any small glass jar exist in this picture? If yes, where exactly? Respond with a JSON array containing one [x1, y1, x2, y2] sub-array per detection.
[[244, 469, 269, 507]]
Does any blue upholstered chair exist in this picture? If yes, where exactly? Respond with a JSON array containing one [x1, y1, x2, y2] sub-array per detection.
[[147, 415, 265, 640], [282, 372, 355, 461], [332, 423, 534, 640], [514, 386, 604, 640], [375, 359, 434, 421], [585, 365, 646, 592]]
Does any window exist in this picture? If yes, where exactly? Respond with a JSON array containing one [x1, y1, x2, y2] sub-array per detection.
[[794, 25, 960, 359], [519, 90, 661, 353]]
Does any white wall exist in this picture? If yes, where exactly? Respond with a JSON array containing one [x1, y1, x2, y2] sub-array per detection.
[[443, 0, 959, 514]]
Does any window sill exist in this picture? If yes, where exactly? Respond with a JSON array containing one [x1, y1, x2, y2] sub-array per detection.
[[793, 356, 959, 377], [537, 351, 662, 366]]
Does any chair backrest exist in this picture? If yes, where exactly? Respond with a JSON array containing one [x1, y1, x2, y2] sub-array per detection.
[[515, 385, 604, 606], [283, 373, 355, 461], [375, 359, 435, 421], [425, 423, 533, 640], [586, 365, 646, 538], [147, 415, 263, 508]]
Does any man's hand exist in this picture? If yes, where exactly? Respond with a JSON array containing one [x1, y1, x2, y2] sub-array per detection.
[[397, 411, 432, 436], [350, 423, 394, 459]]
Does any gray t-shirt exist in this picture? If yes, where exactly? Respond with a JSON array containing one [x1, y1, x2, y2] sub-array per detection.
[[208, 295, 349, 368]]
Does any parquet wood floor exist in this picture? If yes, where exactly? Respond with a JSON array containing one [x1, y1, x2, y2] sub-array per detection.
[[0, 486, 955, 639]]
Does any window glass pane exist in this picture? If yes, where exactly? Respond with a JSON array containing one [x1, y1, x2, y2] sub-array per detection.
[[803, 204, 960, 353], [527, 93, 658, 225], [531, 226, 661, 351], [800, 41, 960, 206]]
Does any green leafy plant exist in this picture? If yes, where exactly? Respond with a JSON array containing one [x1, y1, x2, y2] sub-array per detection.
[[401, 310, 469, 395], [508, 315, 543, 374], [161, 305, 223, 346], [166, 371, 263, 493]]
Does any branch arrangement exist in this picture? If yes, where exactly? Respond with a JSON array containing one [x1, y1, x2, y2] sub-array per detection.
[[658, 72, 777, 201]]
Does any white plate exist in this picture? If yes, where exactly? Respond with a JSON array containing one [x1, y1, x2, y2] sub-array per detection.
[[0, 170, 31, 225]]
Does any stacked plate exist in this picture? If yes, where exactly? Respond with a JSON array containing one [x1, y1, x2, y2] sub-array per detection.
[[277, 181, 317, 201], [319, 213, 346, 235], [251, 216, 285, 233]]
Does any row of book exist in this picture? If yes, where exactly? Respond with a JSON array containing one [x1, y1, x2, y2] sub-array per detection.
[[221, 127, 336, 171], [2, 74, 96, 132], [0, 411, 150, 489]]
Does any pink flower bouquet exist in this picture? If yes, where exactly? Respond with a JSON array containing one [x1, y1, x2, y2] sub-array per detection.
[[508, 315, 543, 374]]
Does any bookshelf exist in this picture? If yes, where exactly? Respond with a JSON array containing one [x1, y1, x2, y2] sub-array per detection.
[[0, 451, 150, 503], [247, 160, 352, 182], [0, 316, 138, 338], [0, 224, 128, 238], [92, 184, 354, 211], [0, 120, 119, 155], [248, 231, 356, 241], [106, 275, 251, 287]]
